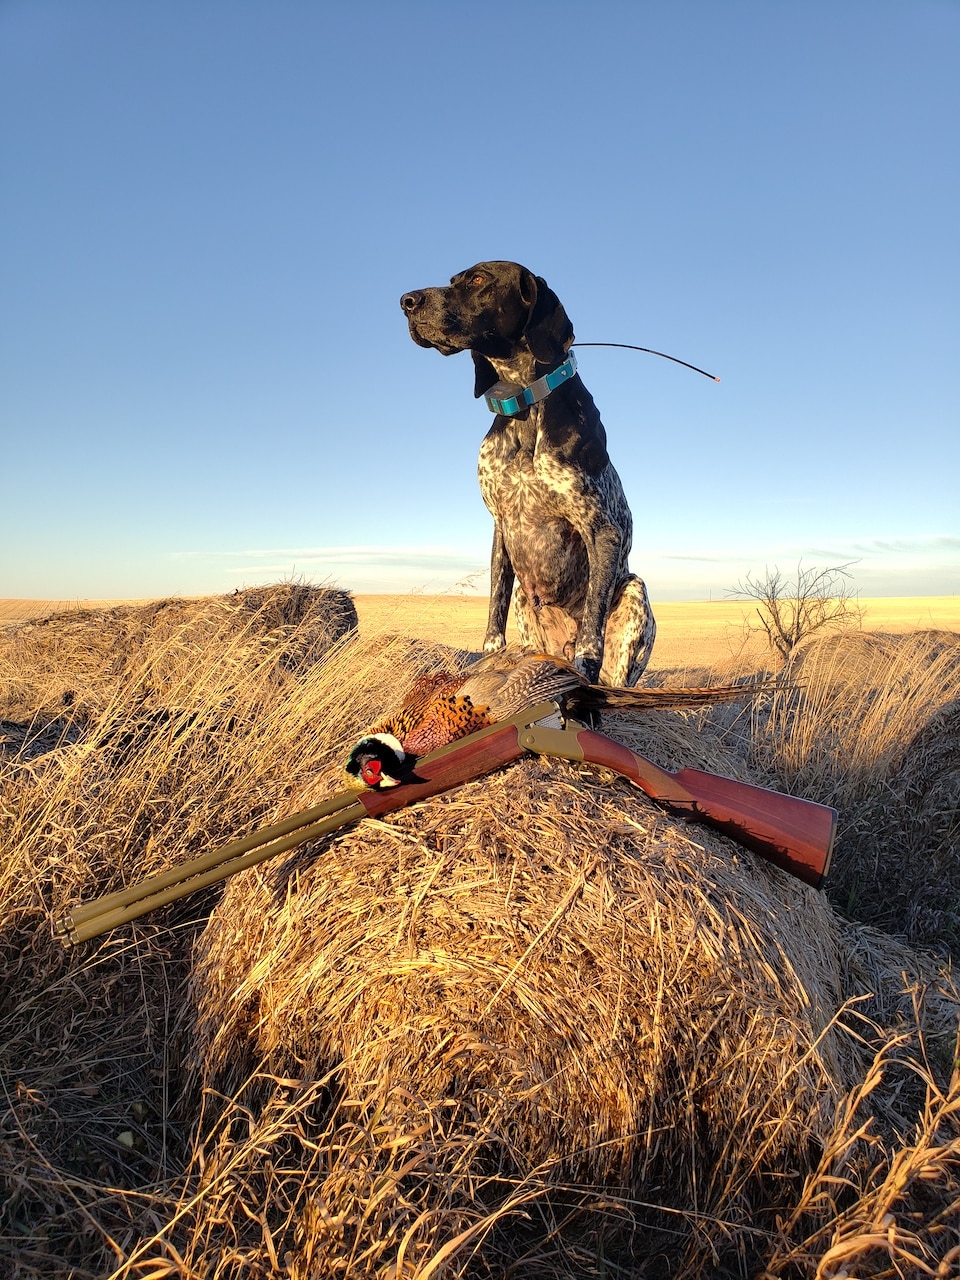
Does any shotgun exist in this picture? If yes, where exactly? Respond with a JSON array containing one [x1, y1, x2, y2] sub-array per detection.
[[55, 700, 835, 946]]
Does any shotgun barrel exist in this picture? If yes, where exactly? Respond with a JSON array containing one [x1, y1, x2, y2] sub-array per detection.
[[55, 702, 561, 946]]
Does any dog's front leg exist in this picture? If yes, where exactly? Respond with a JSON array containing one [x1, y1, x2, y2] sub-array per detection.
[[576, 523, 624, 683], [483, 525, 514, 654]]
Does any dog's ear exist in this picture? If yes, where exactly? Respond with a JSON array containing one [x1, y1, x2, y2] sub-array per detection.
[[521, 271, 575, 365], [472, 351, 499, 398]]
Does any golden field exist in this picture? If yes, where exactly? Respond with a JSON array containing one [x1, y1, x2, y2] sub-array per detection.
[[3, 593, 958, 670], [1, 584, 959, 1277]]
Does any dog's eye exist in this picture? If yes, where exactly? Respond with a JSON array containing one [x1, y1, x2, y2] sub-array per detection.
[[470, 273, 486, 286]]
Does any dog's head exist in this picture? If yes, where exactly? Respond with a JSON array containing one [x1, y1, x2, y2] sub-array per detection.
[[400, 261, 575, 397]]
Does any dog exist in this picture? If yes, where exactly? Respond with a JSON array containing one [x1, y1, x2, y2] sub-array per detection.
[[400, 260, 655, 686]]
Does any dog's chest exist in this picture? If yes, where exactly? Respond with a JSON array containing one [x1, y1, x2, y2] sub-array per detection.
[[478, 427, 585, 523]]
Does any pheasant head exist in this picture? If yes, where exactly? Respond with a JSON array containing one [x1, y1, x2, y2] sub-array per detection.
[[344, 733, 411, 789]]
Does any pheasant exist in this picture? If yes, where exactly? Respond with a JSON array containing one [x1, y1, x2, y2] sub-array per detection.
[[345, 644, 764, 788]]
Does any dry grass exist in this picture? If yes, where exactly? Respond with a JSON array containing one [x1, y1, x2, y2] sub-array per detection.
[[749, 630, 960, 955], [1, 585, 958, 1277]]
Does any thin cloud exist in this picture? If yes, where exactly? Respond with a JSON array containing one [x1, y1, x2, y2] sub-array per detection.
[[658, 553, 732, 564], [804, 535, 960, 561], [166, 535, 956, 602], [852, 535, 960, 556], [167, 544, 492, 595], [174, 545, 487, 570]]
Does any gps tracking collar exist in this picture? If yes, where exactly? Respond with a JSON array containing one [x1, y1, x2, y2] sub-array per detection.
[[483, 351, 577, 417]]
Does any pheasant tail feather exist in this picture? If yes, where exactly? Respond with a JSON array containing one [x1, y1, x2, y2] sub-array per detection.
[[570, 681, 775, 715]]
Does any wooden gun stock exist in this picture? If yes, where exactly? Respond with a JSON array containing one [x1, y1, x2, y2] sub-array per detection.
[[519, 725, 836, 888]]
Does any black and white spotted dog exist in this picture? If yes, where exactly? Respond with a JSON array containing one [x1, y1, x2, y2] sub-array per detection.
[[400, 260, 656, 686]]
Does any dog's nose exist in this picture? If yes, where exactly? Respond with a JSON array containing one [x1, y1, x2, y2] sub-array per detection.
[[400, 291, 425, 313]]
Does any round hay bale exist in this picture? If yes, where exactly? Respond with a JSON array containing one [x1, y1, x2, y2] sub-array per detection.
[[761, 629, 960, 954], [791, 628, 960, 690], [189, 745, 862, 1233], [227, 582, 358, 671], [0, 582, 357, 721]]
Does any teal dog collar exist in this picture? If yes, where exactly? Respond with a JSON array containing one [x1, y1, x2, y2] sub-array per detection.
[[483, 351, 577, 417]]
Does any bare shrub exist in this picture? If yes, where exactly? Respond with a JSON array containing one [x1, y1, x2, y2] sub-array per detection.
[[731, 562, 863, 665]]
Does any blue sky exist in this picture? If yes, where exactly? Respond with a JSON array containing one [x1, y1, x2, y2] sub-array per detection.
[[2, 0, 957, 603]]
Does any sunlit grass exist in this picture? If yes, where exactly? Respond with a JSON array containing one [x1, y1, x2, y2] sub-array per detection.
[[1, 586, 957, 1277]]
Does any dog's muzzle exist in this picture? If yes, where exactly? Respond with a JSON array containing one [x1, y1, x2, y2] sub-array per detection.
[[400, 290, 466, 354]]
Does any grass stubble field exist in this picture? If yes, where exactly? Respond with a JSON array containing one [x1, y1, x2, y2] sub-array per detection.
[[4, 593, 959, 669], [1, 584, 959, 1277]]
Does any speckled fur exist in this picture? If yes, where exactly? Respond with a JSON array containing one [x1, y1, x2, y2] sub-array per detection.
[[401, 260, 655, 685]]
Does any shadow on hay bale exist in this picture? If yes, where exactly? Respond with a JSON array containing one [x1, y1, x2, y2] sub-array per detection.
[[187, 737, 880, 1271], [0, 712, 82, 761]]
